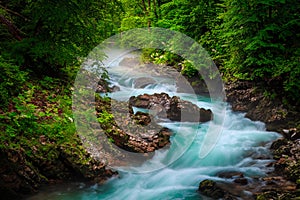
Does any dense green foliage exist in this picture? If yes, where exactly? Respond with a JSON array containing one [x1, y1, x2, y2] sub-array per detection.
[[0, 56, 27, 109], [0, 0, 122, 145], [0, 0, 122, 159], [0, 0, 121, 76], [120, 0, 299, 104], [0, 77, 76, 170], [218, 0, 300, 103]]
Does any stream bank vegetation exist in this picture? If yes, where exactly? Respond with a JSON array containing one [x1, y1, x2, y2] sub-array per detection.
[[0, 0, 299, 199]]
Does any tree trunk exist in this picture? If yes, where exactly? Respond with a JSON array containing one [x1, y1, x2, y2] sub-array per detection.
[[147, 0, 151, 28], [141, 0, 151, 30], [153, 0, 158, 20]]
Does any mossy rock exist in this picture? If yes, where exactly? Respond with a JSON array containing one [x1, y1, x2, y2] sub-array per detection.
[[198, 179, 225, 199], [256, 191, 278, 200]]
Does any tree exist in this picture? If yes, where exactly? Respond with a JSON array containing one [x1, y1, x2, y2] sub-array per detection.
[[219, 0, 300, 102], [0, 0, 122, 77], [119, 0, 161, 31]]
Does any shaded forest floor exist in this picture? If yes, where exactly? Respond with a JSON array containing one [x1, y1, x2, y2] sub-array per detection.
[[0, 78, 116, 199]]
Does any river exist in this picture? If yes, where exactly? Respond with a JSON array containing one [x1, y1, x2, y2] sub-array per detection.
[[28, 53, 280, 200]]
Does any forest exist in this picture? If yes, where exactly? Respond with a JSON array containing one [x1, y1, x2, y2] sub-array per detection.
[[0, 0, 299, 199]]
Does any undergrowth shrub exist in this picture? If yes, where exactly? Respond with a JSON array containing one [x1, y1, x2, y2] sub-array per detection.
[[0, 56, 28, 110]]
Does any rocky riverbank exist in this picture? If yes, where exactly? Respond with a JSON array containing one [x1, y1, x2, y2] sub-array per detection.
[[0, 81, 119, 200], [103, 57, 300, 199], [198, 80, 300, 199], [0, 138, 117, 200], [225, 81, 300, 199]]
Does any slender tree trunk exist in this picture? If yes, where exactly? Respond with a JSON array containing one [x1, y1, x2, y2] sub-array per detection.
[[153, 0, 158, 20], [141, 0, 147, 13], [0, 4, 28, 21], [268, 6, 272, 19], [141, 0, 151, 30], [157, 0, 161, 7], [148, 0, 151, 14], [147, 0, 151, 28]]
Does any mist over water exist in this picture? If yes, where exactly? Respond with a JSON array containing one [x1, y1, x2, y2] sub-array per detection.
[[28, 53, 280, 200]]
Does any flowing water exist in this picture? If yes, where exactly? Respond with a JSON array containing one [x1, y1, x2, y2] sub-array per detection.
[[28, 54, 280, 200]]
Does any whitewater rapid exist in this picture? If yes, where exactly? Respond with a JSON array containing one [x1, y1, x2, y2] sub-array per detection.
[[28, 53, 280, 200]]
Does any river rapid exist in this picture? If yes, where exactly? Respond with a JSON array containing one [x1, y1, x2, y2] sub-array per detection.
[[28, 53, 280, 200]]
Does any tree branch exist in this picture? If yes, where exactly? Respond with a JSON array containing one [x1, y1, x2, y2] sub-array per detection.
[[0, 15, 22, 40], [0, 4, 29, 21]]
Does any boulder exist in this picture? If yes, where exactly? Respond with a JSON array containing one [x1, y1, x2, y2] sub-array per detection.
[[217, 171, 244, 179], [96, 79, 110, 93], [198, 179, 239, 200], [95, 79, 120, 93], [282, 128, 300, 141], [217, 171, 248, 185], [198, 179, 225, 199], [132, 111, 151, 125], [110, 85, 120, 92], [129, 93, 213, 122], [95, 96, 172, 154], [233, 178, 248, 185], [168, 96, 213, 122]]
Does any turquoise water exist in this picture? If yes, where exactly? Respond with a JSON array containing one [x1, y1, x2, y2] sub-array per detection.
[[28, 55, 280, 200]]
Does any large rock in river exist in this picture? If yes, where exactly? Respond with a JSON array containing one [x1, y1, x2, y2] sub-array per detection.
[[129, 93, 213, 122], [198, 180, 226, 199], [198, 179, 238, 199], [95, 96, 172, 154]]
